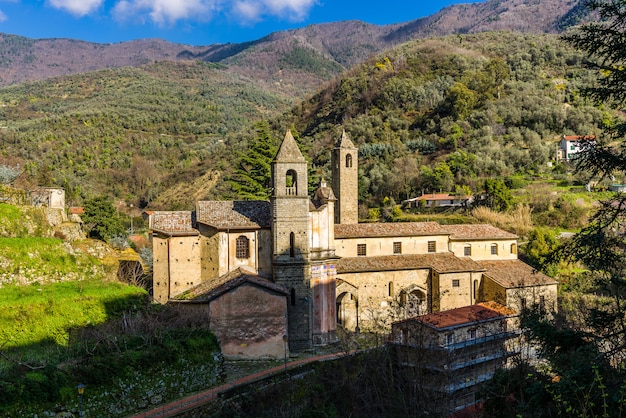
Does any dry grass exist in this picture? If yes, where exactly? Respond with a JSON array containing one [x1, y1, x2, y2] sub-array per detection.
[[471, 204, 534, 238]]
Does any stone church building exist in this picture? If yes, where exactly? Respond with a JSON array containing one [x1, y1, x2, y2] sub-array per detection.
[[150, 130, 557, 358]]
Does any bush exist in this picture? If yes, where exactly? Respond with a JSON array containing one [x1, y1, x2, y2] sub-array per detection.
[[0, 165, 20, 184]]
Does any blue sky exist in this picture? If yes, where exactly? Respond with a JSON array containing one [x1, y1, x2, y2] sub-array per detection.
[[0, 0, 484, 46]]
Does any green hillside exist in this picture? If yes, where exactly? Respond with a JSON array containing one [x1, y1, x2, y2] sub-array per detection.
[[0, 61, 291, 207], [0, 32, 620, 213], [281, 32, 616, 207]]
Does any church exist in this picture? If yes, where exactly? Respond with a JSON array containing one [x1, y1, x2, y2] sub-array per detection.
[[149, 130, 557, 359]]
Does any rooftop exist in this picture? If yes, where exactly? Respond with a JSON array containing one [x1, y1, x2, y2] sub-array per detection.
[[404, 193, 469, 202], [478, 259, 557, 288], [403, 302, 515, 330], [196, 200, 271, 230], [441, 224, 518, 240], [151, 211, 197, 235], [174, 267, 286, 302], [336, 253, 484, 274], [335, 222, 447, 238]]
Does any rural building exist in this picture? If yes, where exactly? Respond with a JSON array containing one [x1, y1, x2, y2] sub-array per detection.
[[151, 130, 557, 358], [30, 187, 65, 209], [389, 302, 520, 414], [557, 134, 595, 162], [172, 267, 288, 359], [403, 193, 472, 208]]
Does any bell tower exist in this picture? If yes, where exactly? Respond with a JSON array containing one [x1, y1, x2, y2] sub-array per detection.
[[271, 130, 313, 350], [332, 130, 359, 224]]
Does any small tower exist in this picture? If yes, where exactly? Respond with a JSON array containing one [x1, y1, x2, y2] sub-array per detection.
[[332, 130, 358, 224], [271, 131, 313, 350]]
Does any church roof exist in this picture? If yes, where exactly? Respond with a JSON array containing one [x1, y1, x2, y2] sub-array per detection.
[[336, 253, 484, 274], [173, 267, 286, 302], [335, 130, 357, 149], [335, 222, 447, 238], [274, 130, 305, 162], [151, 211, 198, 236], [478, 260, 557, 288], [441, 224, 518, 240], [196, 201, 271, 230]]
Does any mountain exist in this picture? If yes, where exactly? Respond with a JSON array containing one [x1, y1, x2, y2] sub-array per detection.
[[0, 0, 588, 96], [0, 0, 603, 210]]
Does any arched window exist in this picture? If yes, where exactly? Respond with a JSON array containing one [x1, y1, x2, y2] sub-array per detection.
[[290, 232, 295, 257], [464, 244, 471, 257], [346, 153, 353, 168], [473, 279, 478, 300], [491, 243, 498, 255], [291, 288, 296, 306], [286, 169, 297, 195], [235, 235, 249, 259]]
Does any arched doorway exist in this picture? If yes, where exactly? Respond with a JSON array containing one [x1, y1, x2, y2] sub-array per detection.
[[336, 291, 359, 332], [399, 288, 427, 317]]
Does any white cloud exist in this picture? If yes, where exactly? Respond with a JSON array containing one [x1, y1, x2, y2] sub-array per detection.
[[111, 0, 316, 27], [0, 9, 6, 22], [112, 0, 219, 26], [48, 0, 104, 16], [233, 0, 316, 22]]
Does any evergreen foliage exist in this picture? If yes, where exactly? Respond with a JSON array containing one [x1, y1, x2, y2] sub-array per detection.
[[0, 61, 290, 207], [284, 32, 618, 207], [82, 195, 125, 241], [481, 3, 626, 416], [483, 178, 513, 212], [227, 120, 278, 200]]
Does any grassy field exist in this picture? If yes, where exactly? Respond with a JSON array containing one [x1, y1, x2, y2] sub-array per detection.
[[0, 279, 147, 350]]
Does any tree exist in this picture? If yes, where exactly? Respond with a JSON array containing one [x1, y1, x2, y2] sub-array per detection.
[[563, 0, 626, 350], [228, 120, 278, 200], [444, 82, 477, 119], [82, 195, 125, 241], [523, 227, 560, 276], [483, 178, 513, 212], [481, 4, 626, 416], [564, 0, 626, 107]]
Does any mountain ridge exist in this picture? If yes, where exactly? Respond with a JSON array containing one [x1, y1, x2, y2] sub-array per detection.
[[0, 0, 587, 94]]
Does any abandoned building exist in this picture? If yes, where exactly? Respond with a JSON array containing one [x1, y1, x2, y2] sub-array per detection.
[[150, 130, 557, 359], [389, 301, 519, 414]]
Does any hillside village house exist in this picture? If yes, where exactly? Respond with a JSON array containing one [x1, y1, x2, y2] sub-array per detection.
[[150, 130, 557, 359], [402, 193, 472, 208], [556, 134, 595, 162]]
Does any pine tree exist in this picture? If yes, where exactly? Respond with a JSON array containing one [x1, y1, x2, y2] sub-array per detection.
[[228, 121, 278, 200]]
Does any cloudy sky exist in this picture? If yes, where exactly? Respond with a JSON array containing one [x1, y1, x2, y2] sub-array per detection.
[[0, 0, 484, 45]]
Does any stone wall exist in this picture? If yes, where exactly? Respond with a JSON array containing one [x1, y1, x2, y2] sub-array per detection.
[[335, 234, 450, 258]]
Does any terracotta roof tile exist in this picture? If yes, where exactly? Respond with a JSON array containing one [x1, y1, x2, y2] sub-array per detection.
[[415, 193, 458, 201], [151, 211, 197, 235], [478, 260, 557, 288], [196, 201, 270, 230], [336, 253, 484, 274], [174, 267, 286, 301], [335, 222, 447, 238], [563, 135, 595, 141], [405, 302, 512, 330], [441, 224, 518, 240]]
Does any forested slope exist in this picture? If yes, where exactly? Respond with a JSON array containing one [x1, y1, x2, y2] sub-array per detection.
[[267, 32, 617, 208], [0, 61, 290, 207], [0, 32, 619, 212]]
